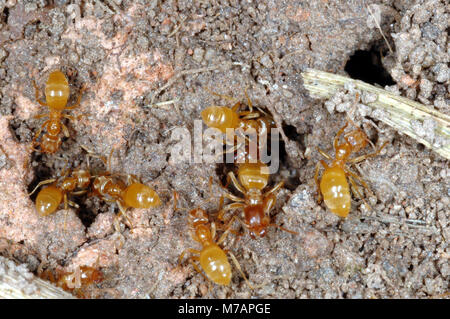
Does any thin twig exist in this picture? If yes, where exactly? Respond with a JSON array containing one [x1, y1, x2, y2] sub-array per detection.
[[366, 4, 393, 55], [150, 62, 233, 105]]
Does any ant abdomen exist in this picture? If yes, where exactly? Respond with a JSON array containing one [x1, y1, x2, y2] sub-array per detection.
[[122, 183, 161, 209], [35, 185, 63, 216], [319, 166, 351, 217], [201, 106, 240, 133], [199, 245, 232, 286], [237, 162, 270, 190], [44, 70, 70, 110]]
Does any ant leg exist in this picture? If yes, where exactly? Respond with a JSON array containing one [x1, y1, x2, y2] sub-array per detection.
[[64, 199, 79, 231], [348, 141, 388, 164], [71, 190, 88, 196], [231, 102, 241, 113], [126, 174, 140, 185], [244, 88, 253, 112], [67, 200, 79, 208], [34, 113, 50, 120], [28, 179, 57, 196], [345, 168, 375, 197], [264, 181, 284, 197], [314, 162, 323, 204], [62, 114, 76, 121], [116, 201, 133, 229], [216, 215, 240, 245], [205, 87, 238, 103], [64, 193, 68, 210], [172, 191, 195, 213], [61, 124, 70, 138], [63, 114, 85, 123], [178, 249, 200, 265], [334, 121, 349, 150], [63, 194, 69, 232], [238, 111, 261, 119], [226, 171, 246, 195], [187, 257, 211, 283], [204, 176, 217, 205], [216, 204, 244, 235], [227, 251, 253, 290], [314, 161, 328, 204], [65, 85, 86, 109], [172, 191, 181, 212], [269, 223, 299, 235], [217, 206, 242, 225], [32, 80, 47, 106], [217, 202, 244, 222], [345, 115, 360, 129], [347, 175, 373, 211], [221, 192, 245, 204], [317, 147, 333, 160], [81, 146, 108, 166], [106, 148, 116, 172], [32, 120, 50, 143]]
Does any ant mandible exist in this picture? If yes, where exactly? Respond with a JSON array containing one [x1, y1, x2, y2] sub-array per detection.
[[314, 119, 388, 218], [174, 191, 252, 288], [218, 161, 297, 239], [32, 70, 85, 153]]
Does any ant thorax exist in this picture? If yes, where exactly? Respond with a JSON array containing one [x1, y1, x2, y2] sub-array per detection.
[[92, 175, 126, 200], [245, 188, 264, 205], [47, 119, 61, 135], [334, 143, 352, 161], [194, 224, 213, 246]]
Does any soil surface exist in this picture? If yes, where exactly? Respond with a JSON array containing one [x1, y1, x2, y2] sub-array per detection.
[[0, 0, 448, 298]]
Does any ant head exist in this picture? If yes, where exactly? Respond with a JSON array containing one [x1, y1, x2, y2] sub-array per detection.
[[123, 183, 161, 209], [249, 224, 268, 239], [344, 129, 368, 153], [188, 208, 209, 226], [245, 206, 270, 239]]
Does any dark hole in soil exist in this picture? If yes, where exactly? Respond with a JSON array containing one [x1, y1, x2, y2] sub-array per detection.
[[417, 143, 425, 151], [215, 162, 235, 190], [280, 123, 304, 190], [213, 106, 303, 196], [76, 200, 98, 228], [27, 154, 53, 202], [345, 46, 395, 86], [282, 123, 306, 151], [278, 137, 301, 191], [214, 132, 301, 193], [1, 7, 9, 24]]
